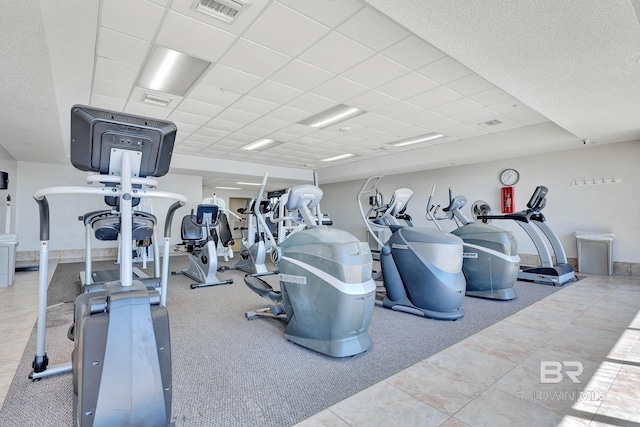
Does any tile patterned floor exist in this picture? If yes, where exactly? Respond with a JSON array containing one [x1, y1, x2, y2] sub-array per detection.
[[1, 262, 638, 426]]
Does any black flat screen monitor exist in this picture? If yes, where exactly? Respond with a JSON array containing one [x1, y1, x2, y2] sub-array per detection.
[[70, 104, 177, 178]]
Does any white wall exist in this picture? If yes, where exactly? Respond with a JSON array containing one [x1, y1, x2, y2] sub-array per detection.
[[0, 146, 17, 234], [16, 161, 202, 252], [319, 141, 640, 263]]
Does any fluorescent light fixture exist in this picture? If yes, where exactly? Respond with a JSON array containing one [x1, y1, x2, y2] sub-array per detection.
[[137, 45, 211, 96], [236, 181, 262, 186], [392, 133, 445, 147], [298, 105, 365, 129], [141, 93, 171, 107], [321, 153, 354, 162], [241, 139, 282, 151], [216, 186, 241, 190]]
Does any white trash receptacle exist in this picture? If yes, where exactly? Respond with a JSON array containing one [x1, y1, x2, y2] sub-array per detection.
[[575, 231, 615, 276], [0, 234, 18, 286]]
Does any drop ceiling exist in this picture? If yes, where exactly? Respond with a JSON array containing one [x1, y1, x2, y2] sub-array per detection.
[[2, 0, 640, 191]]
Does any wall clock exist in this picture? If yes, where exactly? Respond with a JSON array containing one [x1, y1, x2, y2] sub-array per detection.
[[499, 168, 520, 186]]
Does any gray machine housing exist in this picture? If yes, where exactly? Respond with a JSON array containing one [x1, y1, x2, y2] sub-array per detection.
[[244, 182, 376, 358], [278, 227, 376, 357], [452, 223, 519, 300]]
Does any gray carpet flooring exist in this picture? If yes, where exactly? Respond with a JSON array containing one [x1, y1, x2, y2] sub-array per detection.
[[0, 256, 573, 426]]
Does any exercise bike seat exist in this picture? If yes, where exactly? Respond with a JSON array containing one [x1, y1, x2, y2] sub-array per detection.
[[181, 215, 204, 242]]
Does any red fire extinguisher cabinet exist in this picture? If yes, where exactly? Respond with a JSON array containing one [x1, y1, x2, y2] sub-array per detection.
[[501, 186, 515, 213]]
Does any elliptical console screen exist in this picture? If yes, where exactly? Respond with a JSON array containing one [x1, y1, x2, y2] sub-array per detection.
[[70, 104, 177, 178]]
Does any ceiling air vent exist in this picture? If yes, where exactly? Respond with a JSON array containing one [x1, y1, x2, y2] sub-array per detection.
[[192, 0, 246, 23], [479, 119, 502, 127], [142, 93, 171, 107]]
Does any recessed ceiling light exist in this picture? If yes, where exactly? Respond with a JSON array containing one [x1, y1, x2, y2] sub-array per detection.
[[392, 133, 445, 147], [242, 138, 283, 151], [321, 153, 354, 162], [298, 105, 365, 129], [137, 45, 211, 96], [236, 181, 261, 186], [216, 186, 242, 190]]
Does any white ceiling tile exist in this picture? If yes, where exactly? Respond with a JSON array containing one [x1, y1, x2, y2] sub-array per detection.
[[205, 118, 244, 132], [101, 0, 164, 41], [349, 128, 388, 140], [98, 27, 149, 67], [451, 107, 501, 125], [194, 126, 229, 139], [310, 76, 370, 103], [216, 108, 260, 124], [347, 112, 391, 127], [225, 133, 256, 144], [418, 57, 473, 84], [298, 32, 375, 74], [320, 122, 364, 134], [174, 145, 200, 154], [270, 60, 334, 92], [401, 109, 445, 126], [346, 90, 398, 111], [287, 93, 336, 114], [243, 2, 329, 56], [371, 120, 412, 135], [200, 65, 263, 94], [175, 98, 224, 118], [446, 74, 495, 96], [504, 107, 549, 126], [373, 101, 423, 120], [168, 110, 210, 127], [423, 118, 469, 134], [246, 116, 289, 131], [342, 55, 410, 88], [265, 131, 302, 142], [277, 0, 363, 28], [188, 83, 242, 107], [382, 36, 445, 69], [337, 7, 408, 51], [233, 125, 271, 137], [248, 80, 303, 105], [219, 38, 291, 78], [469, 88, 514, 106], [93, 78, 131, 100], [430, 97, 483, 116], [268, 106, 314, 122], [184, 134, 217, 145], [406, 86, 462, 109], [232, 96, 279, 115], [280, 123, 319, 136], [156, 11, 236, 62], [179, 140, 209, 149], [376, 72, 439, 100], [94, 57, 139, 86], [488, 98, 528, 114], [90, 94, 126, 112]]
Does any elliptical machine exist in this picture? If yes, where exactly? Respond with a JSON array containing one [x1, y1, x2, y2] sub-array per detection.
[[357, 176, 466, 320], [477, 185, 575, 286], [427, 187, 520, 300], [173, 202, 234, 289], [30, 105, 187, 427], [244, 180, 376, 357], [221, 173, 278, 276]]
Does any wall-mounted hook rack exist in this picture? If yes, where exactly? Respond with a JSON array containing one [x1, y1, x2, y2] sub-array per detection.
[[571, 177, 621, 186]]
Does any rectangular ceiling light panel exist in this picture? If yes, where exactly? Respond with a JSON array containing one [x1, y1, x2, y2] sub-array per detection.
[[242, 138, 283, 151], [392, 133, 445, 147], [298, 105, 365, 129], [321, 153, 354, 162], [193, 0, 246, 23], [137, 45, 211, 96]]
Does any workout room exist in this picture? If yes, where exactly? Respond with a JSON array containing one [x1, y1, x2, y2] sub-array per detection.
[[1, 1, 639, 426]]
